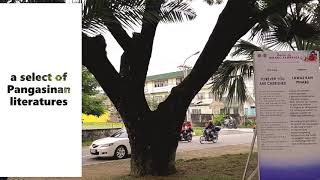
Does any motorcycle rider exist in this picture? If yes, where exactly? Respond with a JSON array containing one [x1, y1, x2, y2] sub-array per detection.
[[181, 121, 193, 140], [204, 121, 216, 139], [186, 121, 193, 132], [224, 115, 236, 128]]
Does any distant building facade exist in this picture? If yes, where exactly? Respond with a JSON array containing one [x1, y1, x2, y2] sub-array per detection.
[[145, 70, 256, 124]]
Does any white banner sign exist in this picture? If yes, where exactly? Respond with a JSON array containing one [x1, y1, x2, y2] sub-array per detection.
[[0, 4, 81, 177], [254, 51, 320, 180]]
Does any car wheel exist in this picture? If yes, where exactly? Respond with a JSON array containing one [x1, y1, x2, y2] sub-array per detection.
[[114, 145, 127, 159]]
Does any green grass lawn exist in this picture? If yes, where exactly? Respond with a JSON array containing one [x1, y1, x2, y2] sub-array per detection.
[[193, 127, 205, 136], [82, 140, 93, 146], [113, 153, 258, 180]]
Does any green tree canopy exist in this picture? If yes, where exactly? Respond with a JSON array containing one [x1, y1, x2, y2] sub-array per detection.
[[211, 1, 320, 105], [82, 66, 106, 116]]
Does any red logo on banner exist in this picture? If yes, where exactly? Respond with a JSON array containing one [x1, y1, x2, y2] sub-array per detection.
[[305, 51, 318, 62]]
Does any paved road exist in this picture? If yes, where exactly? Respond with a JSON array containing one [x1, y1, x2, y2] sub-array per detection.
[[82, 128, 254, 166]]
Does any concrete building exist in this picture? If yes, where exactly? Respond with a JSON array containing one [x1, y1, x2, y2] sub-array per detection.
[[145, 70, 256, 124], [145, 71, 184, 103]]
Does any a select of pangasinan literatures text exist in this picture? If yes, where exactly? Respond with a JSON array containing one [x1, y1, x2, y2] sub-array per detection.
[[7, 72, 71, 106]]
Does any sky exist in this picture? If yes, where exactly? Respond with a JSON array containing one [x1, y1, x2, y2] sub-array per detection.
[[104, 0, 239, 76]]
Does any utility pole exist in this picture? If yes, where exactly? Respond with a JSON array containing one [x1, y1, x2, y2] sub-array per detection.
[[178, 51, 200, 123]]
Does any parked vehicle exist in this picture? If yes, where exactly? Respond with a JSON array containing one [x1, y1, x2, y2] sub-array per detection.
[[199, 126, 221, 143], [89, 128, 131, 159]]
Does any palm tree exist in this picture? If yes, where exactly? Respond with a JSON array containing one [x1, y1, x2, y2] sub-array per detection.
[[82, 0, 197, 37], [211, 59, 254, 105], [211, 1, 320, 106]]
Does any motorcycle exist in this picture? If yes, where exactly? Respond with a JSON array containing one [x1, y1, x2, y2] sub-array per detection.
[[199, 126, 221, 144], [224, 119, 237, 129], [180, 127, 193, 142]]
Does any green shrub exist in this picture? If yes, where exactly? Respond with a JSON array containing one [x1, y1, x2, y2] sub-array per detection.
[[239, 120, 255, 128], [213, 113, 225, 126], [193, 127, 204, 136]]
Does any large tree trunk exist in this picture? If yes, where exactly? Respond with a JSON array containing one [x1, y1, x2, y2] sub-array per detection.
[[128, 125, 178, 176], [128, 112, 181, 176], [125, 106, 185, 176]]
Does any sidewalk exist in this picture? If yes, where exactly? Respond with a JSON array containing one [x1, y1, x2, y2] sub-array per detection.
[[222, 128, 254, 133]]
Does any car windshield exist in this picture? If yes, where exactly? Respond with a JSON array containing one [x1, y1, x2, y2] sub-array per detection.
[[110, 129, 128, 138]]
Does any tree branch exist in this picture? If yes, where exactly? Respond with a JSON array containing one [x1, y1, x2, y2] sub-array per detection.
[[140, 0, 163, 43], [162, 0, 256, 106], [82, 33, 123, 109], [104, 14, 132, 51], [159, 0, 300, 116], [137, 0, 163, 66], [120, 0, 164, 86], [159, 0, 296, 116], [116, 0, 165, 124]]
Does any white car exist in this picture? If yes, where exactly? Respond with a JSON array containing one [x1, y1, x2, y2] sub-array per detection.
[[89, 128, 131, 159]]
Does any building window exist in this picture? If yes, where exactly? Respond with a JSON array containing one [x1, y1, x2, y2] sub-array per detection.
[[208, 93, 213, 99], [222, 108, 229, 114], [233, 107, 239, 114], [154, 80, 168, 87], [154, 96, 162, 103], [176, 78, 183, 85], [192, 109, 201, 114], [245, 106, 256, 116], [197, 93, 205, 100]]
